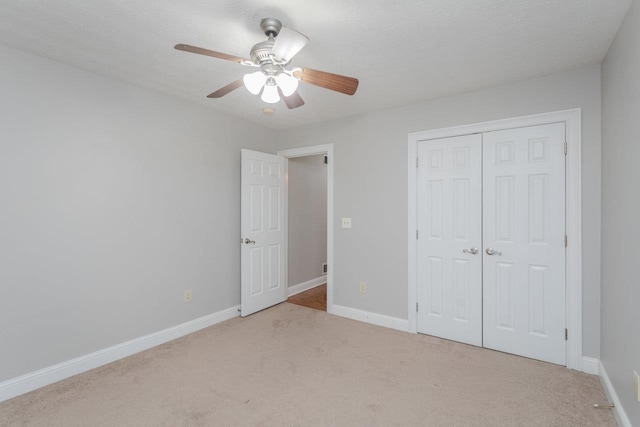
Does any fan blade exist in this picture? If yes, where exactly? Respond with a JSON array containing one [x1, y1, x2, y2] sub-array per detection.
[[293, 67, 358, 95], [174, 44, 253, 65], [207, 79, 244, 98], [278, 88, 305, 109], [270, 27, 309, 62]]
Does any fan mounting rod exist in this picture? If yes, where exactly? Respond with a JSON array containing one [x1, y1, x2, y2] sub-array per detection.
[[260, 18, 282, 37]]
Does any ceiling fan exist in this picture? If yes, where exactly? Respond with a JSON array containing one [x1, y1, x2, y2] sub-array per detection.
[[175, 18, 359, 109]]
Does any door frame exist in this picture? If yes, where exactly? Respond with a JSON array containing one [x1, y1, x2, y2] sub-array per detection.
[[277, 144, 334, 314], [407, 109, 582, 370]]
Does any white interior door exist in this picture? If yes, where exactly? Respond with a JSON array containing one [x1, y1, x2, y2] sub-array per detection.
[[417, 134, 483, 346], [482, 123, 566, 365], [241, 149, 286, 317]]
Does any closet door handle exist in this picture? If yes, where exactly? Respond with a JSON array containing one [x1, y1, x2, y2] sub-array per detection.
[[485, 248, 502, 256], [462, 247, 479, 255]]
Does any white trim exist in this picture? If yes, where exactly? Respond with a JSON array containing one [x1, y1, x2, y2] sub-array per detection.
[[408, 139, 418, 333], [582, 357, 600, 375], [278, 144, 334, 314], [332, 305, 409, 333], [599, 361, 632, 427], [281, 152, 290, 308], [408, 109, 582, 370], [287, 276, 327, 297], [564, 111, 583, 371], [0, 305, 240, 403]]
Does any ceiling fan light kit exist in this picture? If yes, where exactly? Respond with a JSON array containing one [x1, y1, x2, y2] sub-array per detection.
[[174, 17, 359, 109]]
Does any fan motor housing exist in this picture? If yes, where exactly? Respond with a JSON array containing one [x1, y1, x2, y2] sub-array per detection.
[[250, 40, 275, 65]]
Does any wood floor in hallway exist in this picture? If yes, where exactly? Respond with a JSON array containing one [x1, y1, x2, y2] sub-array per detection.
[[287, 284, 326, 311]]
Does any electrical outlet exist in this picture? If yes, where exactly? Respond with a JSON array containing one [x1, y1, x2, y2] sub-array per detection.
[[359, 282, 366, 293], [634, 371, 639, 402], [184, 290, 192, 303], [342, 217, 352, 229]]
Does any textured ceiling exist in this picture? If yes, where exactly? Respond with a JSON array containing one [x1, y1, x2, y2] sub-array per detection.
[[0, 0, 631, 130]]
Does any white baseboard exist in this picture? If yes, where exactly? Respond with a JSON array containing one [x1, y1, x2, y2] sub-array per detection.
[[331, 304, 409, 333], [599, 360, 632, 427], [0, 305, 240, 403], [287, 276, 326, 297], [582, 356, 600, 375]]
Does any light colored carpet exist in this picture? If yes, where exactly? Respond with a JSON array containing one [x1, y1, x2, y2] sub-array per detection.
[[0, 303, 615, 426]]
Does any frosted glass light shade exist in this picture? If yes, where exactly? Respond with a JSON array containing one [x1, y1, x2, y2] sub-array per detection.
[[261, 83, 280, 103], [276, 73, 299, 97], [243, 71, 267, 95]]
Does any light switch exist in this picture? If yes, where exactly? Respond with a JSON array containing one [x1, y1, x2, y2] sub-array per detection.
[[342, 217, 352, 228]]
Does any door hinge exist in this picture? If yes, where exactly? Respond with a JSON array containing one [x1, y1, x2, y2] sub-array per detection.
[[564, 142, 568, 155], [565, 328, 568, 340], [416, 230, 419, 240], [416, 302, 419, 312], [416, 157, 419, 168], [564, 235, 568, 247], [324, 154, 328, 165]]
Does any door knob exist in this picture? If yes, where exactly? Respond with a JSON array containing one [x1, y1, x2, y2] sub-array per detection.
[[462, 247, 479, 255], [243, 238, 256, 245], [485, 248, 502, 256]]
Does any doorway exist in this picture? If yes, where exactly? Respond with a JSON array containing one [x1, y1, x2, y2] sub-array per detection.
[[408, 109, 584, 370], [285, 154, 328, 311], [278, 144, 335, 313]]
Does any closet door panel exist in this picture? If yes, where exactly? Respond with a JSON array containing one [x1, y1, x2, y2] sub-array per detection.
[[482, 123, 566, 365], [417, 134, 482, 346]]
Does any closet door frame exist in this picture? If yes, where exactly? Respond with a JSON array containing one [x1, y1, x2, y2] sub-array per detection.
[[408, 108, 582, 371]]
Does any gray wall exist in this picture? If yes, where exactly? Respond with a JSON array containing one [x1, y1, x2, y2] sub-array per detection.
[[0, 44, 276, 381], [276, 66, 602, 358], [287, 155, 327, 287], [601, 0, 640, 423]]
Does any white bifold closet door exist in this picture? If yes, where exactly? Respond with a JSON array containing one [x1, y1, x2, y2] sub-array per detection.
[[417, 123, 566, 365]]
